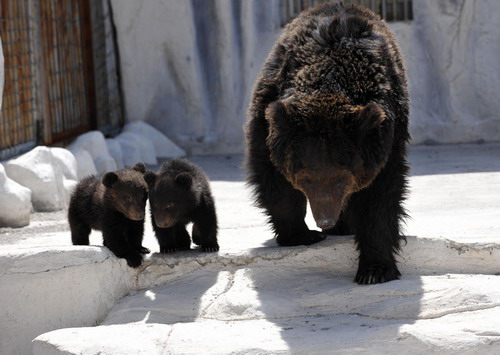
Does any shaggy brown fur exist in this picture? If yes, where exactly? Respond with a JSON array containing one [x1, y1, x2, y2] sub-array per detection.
[[69, 162, 150, 268], [245, 3, 410, 284]]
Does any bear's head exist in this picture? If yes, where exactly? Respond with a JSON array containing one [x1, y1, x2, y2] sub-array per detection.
[[265, 94, 394, 230], [144, 169, 199, 228], [102, 162, 148, 221]]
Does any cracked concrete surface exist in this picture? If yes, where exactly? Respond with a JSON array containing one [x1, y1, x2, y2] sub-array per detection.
[[1, 143, 500, 354]]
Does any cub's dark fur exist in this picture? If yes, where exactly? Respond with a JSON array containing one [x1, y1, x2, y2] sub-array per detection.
[[69, 162, 150, 267], [245, 3, 410, 284], [145, 159, 219, 253]]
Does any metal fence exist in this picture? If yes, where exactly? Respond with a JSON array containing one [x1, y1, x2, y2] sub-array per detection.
[[0, 0, 123, 161], [0, 0, 38, 159], [281, 0, 413, 26]]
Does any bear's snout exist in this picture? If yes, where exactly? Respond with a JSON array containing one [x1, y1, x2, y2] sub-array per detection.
[[154, 216, 175, 229], [129, 210, 145, 221], [316, 218, 336, 230]]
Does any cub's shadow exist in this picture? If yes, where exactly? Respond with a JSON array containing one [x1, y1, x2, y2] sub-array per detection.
[[102, 250, 221, 327]]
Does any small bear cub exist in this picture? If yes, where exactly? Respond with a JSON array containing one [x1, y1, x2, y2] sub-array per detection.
[[144, 158, 219, 253], [69, 162, 150, 267]]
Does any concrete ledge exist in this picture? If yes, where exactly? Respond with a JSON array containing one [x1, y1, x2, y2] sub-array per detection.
[[30, 236, 500, 354], [0, 247, 135, 355], [2, 234, 499, 354]]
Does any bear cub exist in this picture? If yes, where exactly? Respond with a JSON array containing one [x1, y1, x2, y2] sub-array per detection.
[[69, 162, 150, 267], [144, 159, 219, 253]]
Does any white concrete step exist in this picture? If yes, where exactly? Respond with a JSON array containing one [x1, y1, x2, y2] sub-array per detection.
[[30, 236, 500, 354]]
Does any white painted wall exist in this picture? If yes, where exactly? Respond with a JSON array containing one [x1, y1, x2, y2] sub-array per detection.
[[110, 0, 281, 155], [392, 0, 500, 144], [110, 0, 500, 153]]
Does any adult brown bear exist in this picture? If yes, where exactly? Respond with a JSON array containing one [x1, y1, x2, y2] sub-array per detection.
[[245, 3, 410, 284]]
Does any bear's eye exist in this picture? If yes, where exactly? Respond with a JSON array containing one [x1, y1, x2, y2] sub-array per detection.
[[125, 196, 133, 203], [165, 202, 174, 210]]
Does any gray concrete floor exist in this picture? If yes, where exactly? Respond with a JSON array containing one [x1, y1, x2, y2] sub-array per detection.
[[1, 142, 499, 251]]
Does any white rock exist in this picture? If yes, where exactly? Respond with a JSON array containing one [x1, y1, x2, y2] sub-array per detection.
[[5, 146, 66, 212], [106, 138, 124, 169], [50, 148, 77, 181], [63, 179, 78, 206], [71, 149, 97, 180], [94, 155, 117, 174], [67, 131, 109, 161], [116, 131, 157, 166], [115, 136, 142, 168], [0, 164, 31, 227], [123, 121, 186, 158], [0, 246, 135, 355], [68, 131, 117, 174]]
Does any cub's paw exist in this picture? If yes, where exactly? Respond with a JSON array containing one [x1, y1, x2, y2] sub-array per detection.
[[276, 230, 326, 246], [200, 243, 219, 252], [126, 253, 143, 268], [355, 264, 401, 285], [139, 246, 151, 254]]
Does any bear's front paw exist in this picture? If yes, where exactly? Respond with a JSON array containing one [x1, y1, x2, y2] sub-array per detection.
[[200, 243, 219, 252], [139, 246, 151, 254], [159, 246, 177, 253], [276, 230, 326, 246], [355, 264, 401, 285], [126, 253, 143, 268]]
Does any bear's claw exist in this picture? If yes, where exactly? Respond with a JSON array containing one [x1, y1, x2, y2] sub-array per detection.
[[355, 264, 401, 285], [200, 244, 220, 252], [160, 247, 177, 253]]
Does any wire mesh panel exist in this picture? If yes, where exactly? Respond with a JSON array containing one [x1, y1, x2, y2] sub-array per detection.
[[0, 0, 37, 159], [0, 0, 123, 160], [91, 0, 123, 136], [39, 0, 92, 142], [281, 0, 413, 25]]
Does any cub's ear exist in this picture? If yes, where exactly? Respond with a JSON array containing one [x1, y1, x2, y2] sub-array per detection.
[[144, 171, 157, 187], [103, 172, 119, 188], [356, 103, 387, 133], [132, 162, 146, 174], [175, 172, 193, 189]]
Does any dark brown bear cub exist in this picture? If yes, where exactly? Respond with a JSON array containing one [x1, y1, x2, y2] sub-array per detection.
[[245, 3, 410, 284], [69, 162, 150, 268], [144, 159, 219, 253]]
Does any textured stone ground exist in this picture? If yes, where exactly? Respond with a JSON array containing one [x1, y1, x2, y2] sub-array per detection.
[[1, 143, 500, 354]]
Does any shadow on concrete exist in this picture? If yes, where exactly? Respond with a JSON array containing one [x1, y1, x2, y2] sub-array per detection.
[[248, 248, 424, 352], [103, 252, 221, 328]]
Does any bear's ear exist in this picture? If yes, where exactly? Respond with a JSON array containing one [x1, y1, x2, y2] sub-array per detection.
[[143, 171, 157, 187], [103, 172, 119, 188], [356, 103, 387, 133], [265, 100, 292, 134], [132, 162, 146, 174], [175, 172, 193, 189]]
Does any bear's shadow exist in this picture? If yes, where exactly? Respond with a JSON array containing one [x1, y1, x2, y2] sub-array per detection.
[[247, 252, 424, 352]]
